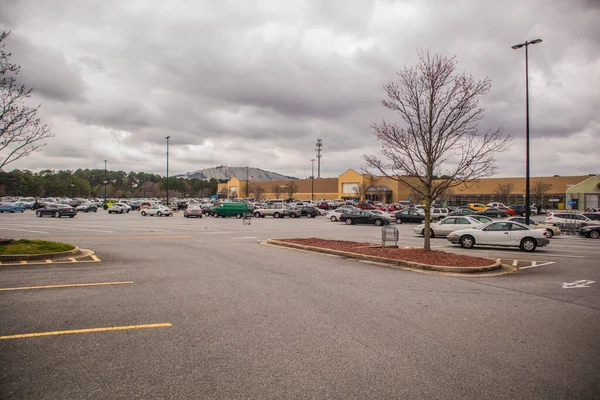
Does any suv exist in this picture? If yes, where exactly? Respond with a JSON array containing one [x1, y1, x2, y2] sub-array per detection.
[[545, 212, 592, 226], [509, 204, 528, 217], [430, 207, 450, 220], [254, 203, 288, 218], [287, 206, 319, 218]]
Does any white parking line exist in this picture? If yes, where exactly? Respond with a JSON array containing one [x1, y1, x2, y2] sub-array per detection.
[[520, 261, 556, 270], [0, 228, 49, 234], [4, 225, 114, 233]]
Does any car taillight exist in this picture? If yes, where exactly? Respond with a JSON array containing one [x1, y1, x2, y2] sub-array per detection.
[[543, 231, 547, 236]]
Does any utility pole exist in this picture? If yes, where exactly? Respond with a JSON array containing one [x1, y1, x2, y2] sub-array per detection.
[[166, 136, 171, 206], [315, 138, 322, 178], [311, 159, 315, 201], [246, 166, 249, 198], [103, 160, 107, 200]]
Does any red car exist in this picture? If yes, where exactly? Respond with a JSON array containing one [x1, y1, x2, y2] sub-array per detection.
[[356, 203, 376, 210], [498, 206, 515, 216]]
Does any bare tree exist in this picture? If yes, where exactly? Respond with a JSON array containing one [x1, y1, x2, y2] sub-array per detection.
[[1, 32, 54, 169], [271, 184, 283, 199], [251, 184, 266, 201], [286, 180, 299, 199], [531, 181, 552, 206], [353, 182, 369, 202], [493, 183, 514, 204], [364, 52, 512, 251]]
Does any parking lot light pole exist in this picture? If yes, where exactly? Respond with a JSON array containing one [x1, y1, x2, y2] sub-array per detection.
[[104, 160, 107, 200], [512, 38, 542, 225], [311, 159, 315, 201], [165, 136, 171, 207]]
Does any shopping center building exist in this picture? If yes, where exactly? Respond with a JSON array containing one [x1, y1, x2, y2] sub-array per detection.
[[217, 170, 600, 210]]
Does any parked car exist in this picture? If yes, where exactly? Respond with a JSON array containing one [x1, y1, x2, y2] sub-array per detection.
[[509, 204, 528, 217], [75, 202, 98, 213], [340, 210, 391, 226], [36, 203, 77, 218], [544, 212, 592, 226], [468, 215, 493, 224], [254, 203, 288, 218], [467, 203, 487, 211], [287, 206, 319, 218], [183, 204, 203, 218], [0, 202, 25, 213], [582, 212, 600, 221], [507, 216, 561, 238], [448, 208, 477, 216], [497, 206, 515, 216], [579, 225, 600, 239], [487, 202, 507, 208], [430, 207, 450, 221], [414, 216, 484, 237], [325, 209, 348, 222], [476, 207, 508, 218], [108, 203, 132, 214], [367, 210, 396, 222], [141, 205, 173, 217], [356, 203, 377, 210], [447, 220, 550, 252], [394, 209, 426, 224]]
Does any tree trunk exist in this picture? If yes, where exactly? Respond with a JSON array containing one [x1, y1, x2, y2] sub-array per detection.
[[424, 197, 432, 251]]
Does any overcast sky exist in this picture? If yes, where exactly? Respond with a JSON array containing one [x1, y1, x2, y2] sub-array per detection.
[[1, 0, 599, 179]]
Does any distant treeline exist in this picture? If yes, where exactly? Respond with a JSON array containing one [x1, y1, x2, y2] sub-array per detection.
[[0, 169, 227, 198]]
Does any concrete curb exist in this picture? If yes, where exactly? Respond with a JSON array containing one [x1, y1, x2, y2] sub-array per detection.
[[0, 247, 85, 262], [265, 239, 502, 274]]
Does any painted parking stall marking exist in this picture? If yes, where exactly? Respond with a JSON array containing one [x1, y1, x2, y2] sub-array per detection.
[[0, 323, 172, 340], [562, 280, 595, 289], [0, 281, 133, 292]]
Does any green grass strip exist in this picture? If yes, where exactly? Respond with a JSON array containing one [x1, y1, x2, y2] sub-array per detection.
[[0, 239, 75, 255]]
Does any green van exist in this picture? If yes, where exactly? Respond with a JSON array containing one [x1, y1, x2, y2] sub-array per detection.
[[212, 202, 253, 218]]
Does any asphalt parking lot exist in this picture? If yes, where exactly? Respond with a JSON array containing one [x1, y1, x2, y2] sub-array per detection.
[[1, 210, 599, 399]]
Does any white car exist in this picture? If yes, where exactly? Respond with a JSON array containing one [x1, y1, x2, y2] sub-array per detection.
[[487, 202, 507, 208], [447, 220, 550, 252], [141, 205, 173, 217], [414, 216, 484, 237], [108, 203, 132, 214], [544, 212, 592, 226], [326, 207, 357, 222]]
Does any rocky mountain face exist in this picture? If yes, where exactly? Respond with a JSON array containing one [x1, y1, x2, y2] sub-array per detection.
[[177, 166, 296, 181]]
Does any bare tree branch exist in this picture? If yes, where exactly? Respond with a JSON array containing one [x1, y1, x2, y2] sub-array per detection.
[[363, 51, 512, 251], [1, 31, 54, 170]]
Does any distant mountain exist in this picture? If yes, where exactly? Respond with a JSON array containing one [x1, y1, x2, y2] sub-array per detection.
[[176, 166, 297, 181]]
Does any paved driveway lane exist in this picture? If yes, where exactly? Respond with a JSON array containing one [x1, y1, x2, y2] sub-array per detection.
[[1, 211, 600, 398]]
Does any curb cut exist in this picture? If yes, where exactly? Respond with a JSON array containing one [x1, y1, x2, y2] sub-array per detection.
[[265, 239, 502, 274], [0, 247, 85, 262]]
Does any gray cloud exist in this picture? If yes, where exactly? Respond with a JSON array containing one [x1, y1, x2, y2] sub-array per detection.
[[1, 0, 599, 178]]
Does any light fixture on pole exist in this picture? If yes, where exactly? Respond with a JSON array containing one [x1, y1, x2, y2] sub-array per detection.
[[512, 38, 542, 225], [165, 136, 171, 207], [311, 159, 316, 201]]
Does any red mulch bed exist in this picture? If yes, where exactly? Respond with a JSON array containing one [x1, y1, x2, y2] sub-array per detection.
[[276, 238, 495, 268]]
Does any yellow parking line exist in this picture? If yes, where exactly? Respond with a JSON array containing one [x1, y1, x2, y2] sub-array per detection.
[[0, 323, 172, 340], [45, 259, 52, 263], [0, 281, 133, 292], [20, 261, 27, 264]]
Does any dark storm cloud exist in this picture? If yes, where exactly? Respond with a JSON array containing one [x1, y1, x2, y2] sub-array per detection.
[[1, 0, 599, 177]]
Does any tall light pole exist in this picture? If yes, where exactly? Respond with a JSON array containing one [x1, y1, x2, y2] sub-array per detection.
[[103, 160, 107, 201], [311, 159, 315, 201], [165, 136, 171, 206], [512, 38, 542, 225]]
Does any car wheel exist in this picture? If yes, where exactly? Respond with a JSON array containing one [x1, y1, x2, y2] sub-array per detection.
[[213, 213, 219, 218], [396, 218, 402, 224], [236, 213, 243, 219], [120, 210, 124, 214], [126, 210, 130, 213], [290, 213, 296, 218], [157, 211, 162, 217], [497, 214, 502, 218], [520, 211, 526, 217], [254, 212, 261, 218], [141, 211, 147, 216], [36, 210, 42, 217], [69, 215, 74, 218], [590, 230, 600, 239], [546, 229, 554, 239], [21, 209, 24, 213], [374, 219, 382, 226], [53, 211, 59, 218], [306, 213, 312, 218], [330, 216, 337, 222], [345, 218, 353, 225], [274, 212, 280, 218], [460, 235, 475, 249], [520, 238, 537, 252], [94, 209, 97, 212]]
